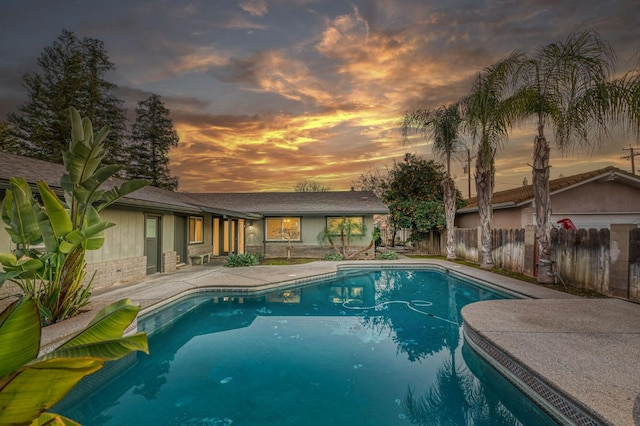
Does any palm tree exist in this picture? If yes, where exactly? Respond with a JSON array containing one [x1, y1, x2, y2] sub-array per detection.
[[505, 31, 637, 283], [462, 52, 523, 269], [401, 104, 463, 260]]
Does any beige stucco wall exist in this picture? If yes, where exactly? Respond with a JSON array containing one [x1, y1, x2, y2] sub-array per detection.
[[456, 181, 640, 230], [551, 181, 640, 213]]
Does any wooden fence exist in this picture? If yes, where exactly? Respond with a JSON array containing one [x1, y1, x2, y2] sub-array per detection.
[[435, 225, 638, 302]]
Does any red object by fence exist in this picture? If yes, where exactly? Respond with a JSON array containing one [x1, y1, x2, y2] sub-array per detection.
[[557, 218, 578, 230]]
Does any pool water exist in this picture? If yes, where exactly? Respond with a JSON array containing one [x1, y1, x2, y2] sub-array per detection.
[[57, 268, 557, 425]]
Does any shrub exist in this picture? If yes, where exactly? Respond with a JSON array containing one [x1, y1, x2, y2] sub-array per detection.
[[226, 253, 260, 267], [379, 250, 399, 260], [322, 252, 343, 261]]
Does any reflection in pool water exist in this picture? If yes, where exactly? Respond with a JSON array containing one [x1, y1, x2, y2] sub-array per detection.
[[56, 268, 557, 425]]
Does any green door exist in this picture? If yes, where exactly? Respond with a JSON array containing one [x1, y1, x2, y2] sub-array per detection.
[[175, 216, 187, 264], [145, 215, 161, 274]]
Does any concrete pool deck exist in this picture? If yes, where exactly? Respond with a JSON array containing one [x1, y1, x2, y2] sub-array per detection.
[[39, 258, 640, 426]]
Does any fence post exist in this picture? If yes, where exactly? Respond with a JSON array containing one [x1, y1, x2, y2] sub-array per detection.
[[524, 225, 536, 277], [609, 224, 635, 298]]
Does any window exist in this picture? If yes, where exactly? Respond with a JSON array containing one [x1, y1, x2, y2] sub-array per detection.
[[189, 216, 204, 243], [326, 216, 364, 236], [266, 217, 301, 241]]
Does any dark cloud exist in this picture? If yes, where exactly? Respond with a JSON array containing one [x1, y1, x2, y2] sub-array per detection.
[[0, 0, 638, 193]]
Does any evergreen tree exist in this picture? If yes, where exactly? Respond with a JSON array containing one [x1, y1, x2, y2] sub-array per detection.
[[126, 94, 179, 190], [7, 29, 126, 164], [0, 122, 20, 153]]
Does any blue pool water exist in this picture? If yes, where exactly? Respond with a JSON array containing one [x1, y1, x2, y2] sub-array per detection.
[[57, 268, 557, 425]]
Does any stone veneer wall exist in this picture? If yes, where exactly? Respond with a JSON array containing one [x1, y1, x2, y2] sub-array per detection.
[[163, 251, 178, 272], [85, 256, 147, 291]]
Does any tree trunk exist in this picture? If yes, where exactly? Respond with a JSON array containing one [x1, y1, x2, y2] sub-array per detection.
[[475, 144, 494, 269], [442, 175, 457, 260], [533, 132, 554, 284]]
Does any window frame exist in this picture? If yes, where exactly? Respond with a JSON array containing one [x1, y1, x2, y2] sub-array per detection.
[[188, 216, 204, 244], [265, 217, 302, 242]]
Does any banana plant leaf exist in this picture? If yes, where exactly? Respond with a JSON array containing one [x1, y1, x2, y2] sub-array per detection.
[[0, 297, 148, 425], [0, 357, 104, 424], [97, 178, 150, 213], [57, 298, 143, 347], [37, 181, 72, 243], [32, 412, 80, 425], [3, 178, 42, 245], [58, 220, 115, 254], [0, 298, 40, 378]]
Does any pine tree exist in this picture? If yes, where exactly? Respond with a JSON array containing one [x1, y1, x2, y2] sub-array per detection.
[[126, 94, 179, 190], [0, 122, 20, 153], [7, 29, 126, 164]]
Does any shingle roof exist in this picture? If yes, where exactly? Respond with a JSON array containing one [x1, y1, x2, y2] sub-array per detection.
[[460, 166, 640, 212], [189, 191, 389, 216], [0, 151, 201, 214], [0, 152, 389, 217]]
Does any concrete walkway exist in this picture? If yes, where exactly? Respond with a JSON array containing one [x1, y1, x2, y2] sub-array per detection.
[[40, 258, 640, 425]]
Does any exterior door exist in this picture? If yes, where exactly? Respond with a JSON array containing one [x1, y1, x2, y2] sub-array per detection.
[[145, 215, 161, 274], [174, 215, 187, 264]]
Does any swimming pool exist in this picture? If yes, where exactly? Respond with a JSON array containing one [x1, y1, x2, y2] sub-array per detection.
[[57, 267, 557, 425]]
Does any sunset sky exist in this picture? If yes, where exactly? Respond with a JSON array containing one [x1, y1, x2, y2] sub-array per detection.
[[1, 0, 639, 195]]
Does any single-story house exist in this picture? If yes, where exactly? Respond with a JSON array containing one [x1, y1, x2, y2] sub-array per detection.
[[190, 192, 388, 259], [456, 166, 640, 230], [0, 152, 388, 297]]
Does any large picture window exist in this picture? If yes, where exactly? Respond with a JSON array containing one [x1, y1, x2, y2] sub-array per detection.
[[266, 217, 301, 241], [189, 216, 204, 243], [326, 216, 364, 236]]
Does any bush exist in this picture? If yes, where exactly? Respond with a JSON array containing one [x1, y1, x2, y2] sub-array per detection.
[[379, 250, 399, 260], [322, 252, 343, 261], [226, 253, 260, 267]]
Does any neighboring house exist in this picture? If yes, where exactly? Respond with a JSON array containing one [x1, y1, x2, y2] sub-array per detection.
[[190, 191, 388, 259], [0, 152, 388, 296], [456, 166, 640, 230]]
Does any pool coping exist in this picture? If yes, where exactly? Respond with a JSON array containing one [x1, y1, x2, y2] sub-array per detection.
[[39, 258, 640, 425]]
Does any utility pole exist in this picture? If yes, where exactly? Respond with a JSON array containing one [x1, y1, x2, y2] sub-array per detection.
[[462, 148, 475, 199], [622, 145, 639, 175]]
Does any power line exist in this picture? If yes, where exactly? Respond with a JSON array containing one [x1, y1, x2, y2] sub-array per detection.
[[621, 145, 639, 175]]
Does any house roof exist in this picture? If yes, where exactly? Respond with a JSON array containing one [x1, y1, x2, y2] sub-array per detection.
[[0, 151, 201, 214], [189, 191, 389, 216], [0, 152, 389, 218], [459, 166, 640, 213]]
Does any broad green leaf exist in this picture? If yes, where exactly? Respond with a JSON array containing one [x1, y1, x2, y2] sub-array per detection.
[[1, 188, 12, 227], [98, 179, 150, 212], [0, 298, 41, 378], [59, 298, 141, 347], [0, 357, 103, 424], [0, 252, 18, 266], [7, 177, 42, 245], [0, 270, 23, 286], [46, 333, 148, 360], [83, 207, 109, 250], [69, 107, 83, 145], [58, 221, 114, 254], [37, 181, 72, 240], [32, 412, 80, 425], [35, 201, 59, 253]]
